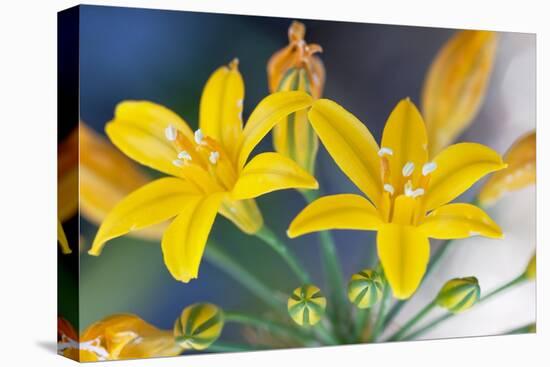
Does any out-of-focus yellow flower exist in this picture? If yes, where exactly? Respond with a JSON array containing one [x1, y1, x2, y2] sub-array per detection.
[[436, 277, 480, 313], [287, 285, 327, 326], [422, 30, 498, 156], [479, 131, 536, 206], [80, 122, 167, 240], [525, 253, 536, 280], [58, 315, 181, 362], [174, 303, 224, 350], [57, 219, 71, 254], [269, 21, 325, 174], [58, 129, 78, 254], [89, 60, 317, 283], [288, 98, 505, 299], [347, 269, 384, 309]]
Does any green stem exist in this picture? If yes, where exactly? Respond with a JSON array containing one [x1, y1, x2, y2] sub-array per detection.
[[301, 189, 348, 335], [354, 308, 371, 342], [255, 226, 311, 284], [207, 342, 259, 353], [504, 323, 535, 335], [402, 274, 527, 340], [369, 276, 391, 342], [387, 301, 437, 341], [314, 322, 340, 345], [383, 239, 452, 329], [204, 241, 284, 311], [224, 312, 313, 344]]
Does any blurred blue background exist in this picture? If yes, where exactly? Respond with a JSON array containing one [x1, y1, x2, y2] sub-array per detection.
[[70, 4, 535, 343]]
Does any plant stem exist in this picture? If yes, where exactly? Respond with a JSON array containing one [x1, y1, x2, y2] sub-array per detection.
[[383, 239, 452, 329], [207, 342, 259, 353], [387, 301, 437, 341], [369, 276, 391, 342], [314, 322, 340, 345], [301, 189, 348, 335], [354, 308, 371, 342], [255, 226, 311, 285], [224, 312, 313, 344], [204, 241, 284, 312], [504, 323, 535, 335], [401, 274, 527, 340]]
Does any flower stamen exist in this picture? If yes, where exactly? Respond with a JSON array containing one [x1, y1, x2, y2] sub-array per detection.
[[209, 151, 220, 165], [384, 184, 395, 195], [178, 151, 192, 161], [378, 147, 394, 157], [165, 124, 177, 141], [402, 162, 415, 177], [194, 129, 204, 145], [422, 162, 437, 176]]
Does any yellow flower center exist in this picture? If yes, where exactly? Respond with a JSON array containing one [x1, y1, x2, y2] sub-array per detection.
[[164, 125, 237, 193], [378, 147, 437, 225]]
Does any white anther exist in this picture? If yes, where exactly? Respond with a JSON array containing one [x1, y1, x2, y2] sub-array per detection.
[[194, 129, 204, 144], [378, 147, 394, 157], [237, 99, 243, 108], [422, 162, 437, 176], [178, 150, 192, 161], [402, 162, 415, 177], [209, 151, 220, 164], [165, 125, 177, 141], [383, 184, 395, 195], [405, 183, 424, 198], [172, 159, 185, 167]]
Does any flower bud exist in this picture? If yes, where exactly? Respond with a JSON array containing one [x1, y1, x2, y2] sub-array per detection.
[[174, 303, 224, 350], [347, 269, 384, 309], [436, 277, 480, 313], [524, 253, 536, 280], [422, 30, 498, 155], [269, 21, 324, 174], [479, 131, 536, 206], [287, 284, 327, 326]]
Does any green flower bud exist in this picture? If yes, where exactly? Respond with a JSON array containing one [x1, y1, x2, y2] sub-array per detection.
[[347, 269, 384, 309], [173, 303, 224, 350], [525, 253, 536, 280], [287, 285, 327, 326], [436, 277, 480, 313]]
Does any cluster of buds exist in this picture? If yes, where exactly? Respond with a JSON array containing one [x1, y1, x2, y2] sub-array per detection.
[[347, 269, 384, 309]]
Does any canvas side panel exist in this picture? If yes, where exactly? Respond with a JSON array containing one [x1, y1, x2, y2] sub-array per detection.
[[57, 5, 80, 363]]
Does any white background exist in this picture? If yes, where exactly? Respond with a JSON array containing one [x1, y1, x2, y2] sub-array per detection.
[[0, 0, 547, 365]]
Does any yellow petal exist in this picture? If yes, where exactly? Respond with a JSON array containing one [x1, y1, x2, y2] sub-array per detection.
[[89, 177, 199, 256], [232, 152, 318, 200], [422, 30, 498, 156], [287, 194, 382, 238], [479, 131, 536, 206], [161, 193, 224, 282], [219, 197, 264, 234], [82, 314, 181, 360], [425, 142, 506, 211], [199, 60, 244, 162], [419, 203, 503, 239], [377, 224, 430, 299], [79, 122, 167, 240], [272, 68, 319, 174], [237, 91, 313, 169], [58, 219, 71, 254], [381, 98, 428, 188], [58, 128, 78, 221], [307, 99, 382, 204], [106, 101, 193, 178]]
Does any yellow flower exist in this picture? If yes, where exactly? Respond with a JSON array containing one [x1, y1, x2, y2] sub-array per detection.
[[80, 122, 167, 240], [58, 128, 78, 254], [58, 315, 181, 362], [268, 21, 325, 174], [89, 60, 317, 283], [422, 30, 498, 156], [288, 98, 505, 299], [479, 131, 536, 206], [57, 219, 71, 254]]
